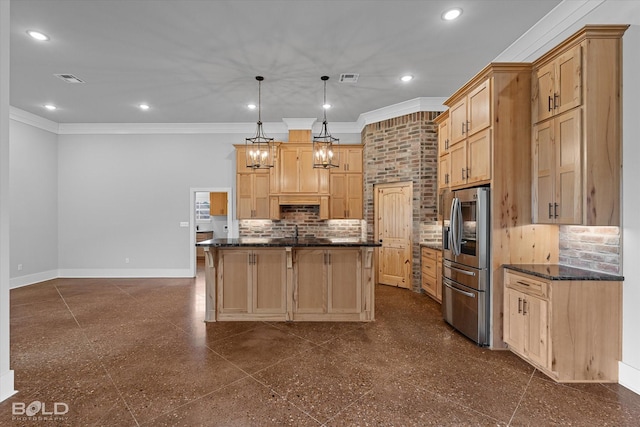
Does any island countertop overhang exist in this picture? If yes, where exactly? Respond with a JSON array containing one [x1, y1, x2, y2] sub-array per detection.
[[196, 237, 381, 247]]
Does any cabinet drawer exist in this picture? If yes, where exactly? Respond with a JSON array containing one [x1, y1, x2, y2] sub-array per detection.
[[505, 270, 548, 299], [421, 247, 439, 278]]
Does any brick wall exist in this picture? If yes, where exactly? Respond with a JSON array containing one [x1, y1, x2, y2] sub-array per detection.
[[238, 206, 363, 238], [559, 225, 621, 274], [362, 111, 441, 292]]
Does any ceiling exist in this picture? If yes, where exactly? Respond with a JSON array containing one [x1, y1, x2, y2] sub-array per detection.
[[9, 0, 562, 124]]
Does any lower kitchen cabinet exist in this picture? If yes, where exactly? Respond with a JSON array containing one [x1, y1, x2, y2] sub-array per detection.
[[503, 269, 621, 382], [217, 248, 287, 320], [294, 248, 362, 318], [421, 246, 442, 302]]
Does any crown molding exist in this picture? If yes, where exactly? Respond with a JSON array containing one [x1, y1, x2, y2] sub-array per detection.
[[9, 107, 59, 134], [494, 0, 605, 62], [11, 97, 448, 135]]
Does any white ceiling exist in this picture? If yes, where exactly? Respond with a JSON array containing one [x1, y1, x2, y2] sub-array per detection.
[[10, 0, 562, 124]]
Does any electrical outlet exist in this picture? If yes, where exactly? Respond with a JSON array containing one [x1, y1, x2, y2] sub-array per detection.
[[17, 264, 23, 271], [125, 258, 130, 264]]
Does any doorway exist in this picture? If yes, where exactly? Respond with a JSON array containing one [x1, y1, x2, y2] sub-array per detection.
[[374, 181, 413, 289], [189, 187, 233, 277]]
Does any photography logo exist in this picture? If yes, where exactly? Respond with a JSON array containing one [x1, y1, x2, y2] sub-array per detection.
[[12, 400, 69, 421]]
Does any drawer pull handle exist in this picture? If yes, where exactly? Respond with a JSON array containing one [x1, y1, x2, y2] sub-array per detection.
[[518, 297, 523, 314], [516, 280, 531, 287]]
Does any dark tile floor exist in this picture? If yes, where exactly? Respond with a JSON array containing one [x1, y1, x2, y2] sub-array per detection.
[[2, 263, 640, 426]]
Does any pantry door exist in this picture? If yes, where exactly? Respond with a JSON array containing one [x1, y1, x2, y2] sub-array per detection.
[[375, 182, 413, 289]]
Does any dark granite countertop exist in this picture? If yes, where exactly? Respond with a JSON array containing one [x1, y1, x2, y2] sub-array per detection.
[[504, 264, 624, 281], [196, 237, 381, 248], [420, 243, 443, 251]]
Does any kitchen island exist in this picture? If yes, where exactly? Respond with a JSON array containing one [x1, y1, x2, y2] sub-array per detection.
[[196, 237, 380, 322]]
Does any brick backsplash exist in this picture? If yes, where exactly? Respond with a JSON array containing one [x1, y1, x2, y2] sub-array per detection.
[[362, 111, 442, 291], [559, 225, 621, 274], [420, 222, 442, 245], [239, 206, 363, 238]]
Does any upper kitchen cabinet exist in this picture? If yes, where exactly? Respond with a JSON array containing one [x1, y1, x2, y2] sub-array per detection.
[[531, 25, 627, 226], [329, 145, 363, 219], [278, 144, 329, 195], [330, 146, 363, 174], [532, 45, 581, 124], [209, 192, 228, 216], [434, 112, 451, 190], [235, 145, 272, 219], [449, 78, 491, 146]]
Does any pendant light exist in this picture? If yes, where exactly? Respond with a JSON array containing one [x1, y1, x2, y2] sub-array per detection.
[[313, 76, 339, 169], [245, 76, 275, 169]]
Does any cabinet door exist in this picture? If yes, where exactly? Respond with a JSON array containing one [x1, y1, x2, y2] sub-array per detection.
[[436, 252, 442, 302], [237, 174, 254, 219], [219, 250, 250, 313], [449, 142, 467, 187], [555, 108, 582, 225], [532, 61, 555, 124], [467, 79, 491, 137], [504, 288, 526, 355], [346, 174, 363, 219], [555, 45, 582, 116], [343, 147, 363, 173], [329, 174, 347, 219], [252, 249, 287, 314], [467, 128, 491, 184], [449, 98, 467, 145], [294, 250, 327, 313], [533, 120, 555, 223], [280, 148, 300, 192], [209, 192, 228, 216], [299, 146, 320, 193], [253, 174, 270, 218], [438, 153, 450, 189], [438, 118, 450, 156], [523, 295, 549, 369], [421, 248, 438, 298], [328, 249, 361, 313]]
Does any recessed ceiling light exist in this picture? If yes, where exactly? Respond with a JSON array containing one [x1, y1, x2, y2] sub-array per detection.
[[400, 75, 414, 82], [323, 103, 331, 110], [138, 104, 150, 111], [442, 8, 463, 21], [27, 30, 49, 41], [247, 103, 257, 110], [44, 104, 57, 111]]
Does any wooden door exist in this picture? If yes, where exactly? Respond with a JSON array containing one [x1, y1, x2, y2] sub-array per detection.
[[449, 98, 467, 145], [523, 295, 549, 369], [533, 119, 554, 223], [504, 288, 526, 355], [449, 142, 467, 187], [438, 153, 450, 189], [467, 79, 491, 136], [467, 128, 491, 184], [327, 249, 361, 313], [532, 61, 555, 123], [252, 249, 287, 314], [555, 109, 582, 224], [555, 45, 582, 116], [375, 182, 413, 289]]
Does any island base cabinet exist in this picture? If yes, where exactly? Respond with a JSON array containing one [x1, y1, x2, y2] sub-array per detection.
[[504, 269, 621, 383], [217, 248, 287, 321], [293, 248, 372, 321]]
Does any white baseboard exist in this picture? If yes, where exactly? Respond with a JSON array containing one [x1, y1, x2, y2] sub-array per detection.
[[0, 370, 16, 403], [619, 361, 640, 396], [58, 268, 193, 278], [10, 270, 59, 289]]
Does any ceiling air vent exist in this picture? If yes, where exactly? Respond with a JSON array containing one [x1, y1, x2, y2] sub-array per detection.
[[339, 73, 359, 83], [54, 74, 85, 83]]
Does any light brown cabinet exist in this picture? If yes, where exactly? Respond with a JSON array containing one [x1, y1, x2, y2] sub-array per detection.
[[438, 154, 450, 189], [533, 109, 581, 224], [449, 127, 491, 188], [217, 248, 287, 320], [328, 145, 363, 219], [278, 144, 329, 194], [449, 78, 491, 146], [235, 145, 271, 219], [531, 25, 626, 226], [294, 248, 362, 317], [421, 247, 442, 302], [209, 192, 228, 216], [503, 269, 621, 382]]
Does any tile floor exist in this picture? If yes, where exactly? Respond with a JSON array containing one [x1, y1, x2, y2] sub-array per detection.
[[2, 263, 640, 426]]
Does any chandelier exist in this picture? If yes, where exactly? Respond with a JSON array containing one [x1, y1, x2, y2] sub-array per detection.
[[313, 76, 339, 169], [245, 76, 275, 169]]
